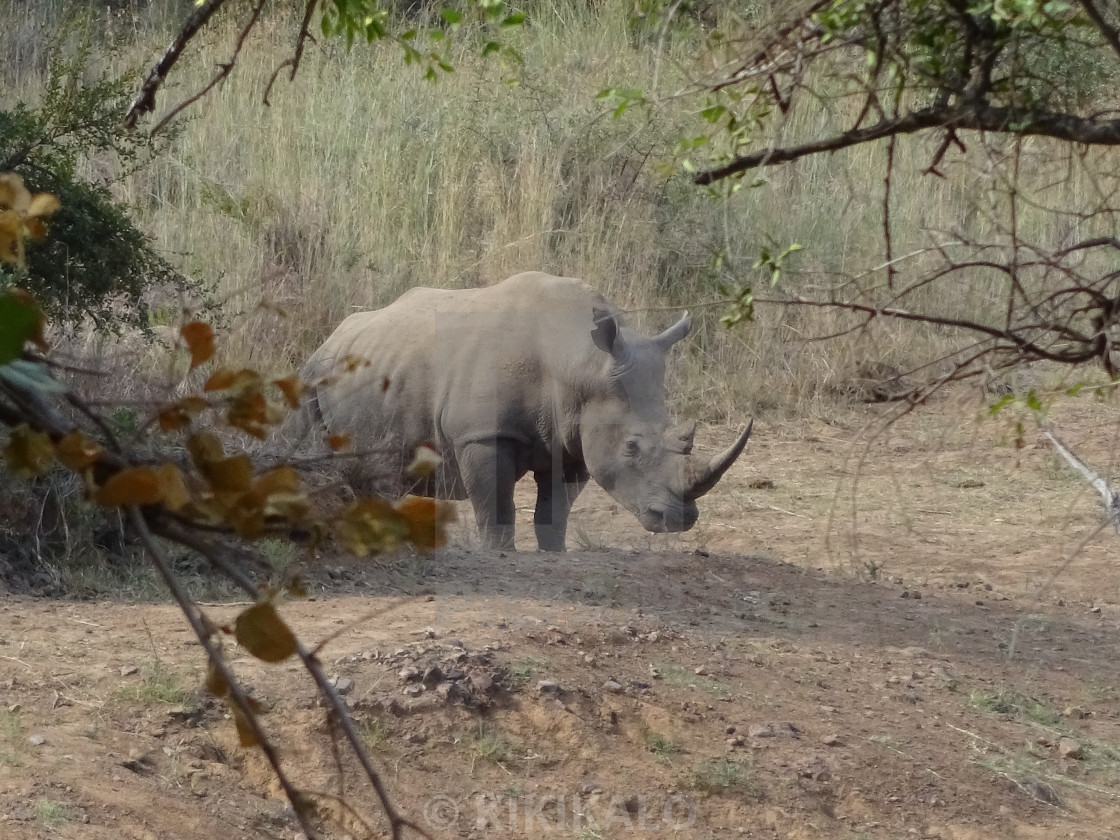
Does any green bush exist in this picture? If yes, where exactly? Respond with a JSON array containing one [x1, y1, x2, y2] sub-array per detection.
[[0, 27, 196, 329]]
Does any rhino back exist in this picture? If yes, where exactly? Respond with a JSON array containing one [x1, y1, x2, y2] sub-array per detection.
[[306, 273, 613, 455]]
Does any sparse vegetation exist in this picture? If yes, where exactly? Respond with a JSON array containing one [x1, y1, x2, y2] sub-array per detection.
[[112, 661, 194, 706], [642, 727, 682, 762], [507, 656, 548, 688], [970, 687, 1061, 727], [33, 797, 76, 830], [358, 716, 389, 752], [689, 757, 753, 795], [471, 726, 512, 766]]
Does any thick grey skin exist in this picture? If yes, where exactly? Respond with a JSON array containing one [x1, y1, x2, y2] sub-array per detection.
[[299, 271, 750, 551]]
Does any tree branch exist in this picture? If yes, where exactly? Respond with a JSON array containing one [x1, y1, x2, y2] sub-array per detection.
[[694, 104, 1120, 184], [124, 0, 232, 129]]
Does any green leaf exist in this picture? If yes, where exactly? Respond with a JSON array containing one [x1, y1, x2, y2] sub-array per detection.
[[481, 41, 501, 57], [701, 104, 726, 123], [0, 292, 39, 364], [440, 8, 462, 26], [500, 12, 525, 27]]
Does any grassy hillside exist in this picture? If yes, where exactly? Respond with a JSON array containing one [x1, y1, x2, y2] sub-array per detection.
[[2, 0, 1111, 419]]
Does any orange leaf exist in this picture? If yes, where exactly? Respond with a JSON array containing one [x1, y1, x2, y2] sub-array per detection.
[[56, 431, 102, 470], [326, 433, 350, 452], [205, 661, 230, 698], [272, 375, 303, 410], [201, 453, 253, 494], [94, 467, 164, 507], [179, 322, 215, 371], [205, 368, 261, 396], [395, 495, 457, 550], [230, 702, 259, 747], [234, 603, 298, 663], [158, 396, 209, 431]]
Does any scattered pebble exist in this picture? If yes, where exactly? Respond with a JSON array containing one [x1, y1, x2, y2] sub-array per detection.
[[120, 664, 139, 677], [602, 680, 623, 693]]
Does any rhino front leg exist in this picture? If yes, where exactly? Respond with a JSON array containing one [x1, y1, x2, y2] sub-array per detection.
[[459, 439, 521, 551], [533, 469, 588, 552]]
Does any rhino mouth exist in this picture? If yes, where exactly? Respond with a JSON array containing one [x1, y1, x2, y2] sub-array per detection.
[[639, 502, 699, 533]]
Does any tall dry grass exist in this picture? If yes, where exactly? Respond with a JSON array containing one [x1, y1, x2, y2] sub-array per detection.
[[2, 0, 1113, 421]]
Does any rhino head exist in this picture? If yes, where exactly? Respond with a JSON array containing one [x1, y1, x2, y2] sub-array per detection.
[[580, 308, 753, 535]]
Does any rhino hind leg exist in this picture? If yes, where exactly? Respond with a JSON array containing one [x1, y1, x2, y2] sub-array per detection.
[[459, 439, 523, 551], [533, 469, 588, 552]]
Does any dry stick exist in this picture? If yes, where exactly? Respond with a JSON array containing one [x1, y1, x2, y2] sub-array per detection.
[[149, 0, 270, 137], [295, 641, 432, 840], [124, 0, 231, 129], [124, 507, 318, 839], [157, 521, 429, 840], [264, 0, 321, 106]]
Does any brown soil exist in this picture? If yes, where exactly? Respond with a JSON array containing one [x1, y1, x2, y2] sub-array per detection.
[[3, 392, 1120, 839]]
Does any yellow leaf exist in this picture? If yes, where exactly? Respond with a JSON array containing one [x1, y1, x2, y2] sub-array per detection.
[[155, 463, 190, 511], [3, 424, 54, 477], [0, 173, 30, 213], [334, 497, 410, 556], [0, 209, 25, 265], [395, 495, 456, 550], [406, 443, 442, 478], [187, 431, 225, 469], [234, 602, 298, 663], [56, 430, 102, 470], [202, 452, 253, 494], [180, 322, 215, 371], [272, 374, 303, 410], [94, 467, 164, 507], [27, 192, 60, 218]]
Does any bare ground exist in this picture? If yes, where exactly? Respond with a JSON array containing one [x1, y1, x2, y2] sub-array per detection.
[[3, 392, 1120, 839]]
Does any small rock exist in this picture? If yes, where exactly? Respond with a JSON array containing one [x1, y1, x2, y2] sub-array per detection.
[[120, 664, 139, 677], [646, 631, 660, 643], [726, 725, 737, 734], [602, 680, 623, 693], [727, 735, 745, 747], [403, 685, 423, 697], [821, 734, 844, 747], [7, 703, 20, 713], [1058, 737, 1084, 760], [334, 677, 354, 696], [538, 680, 560, 694], [421, 666, 443, 687], [1091, 606, 1102, 614], [1062, 706, 1089, 720], [748, 724, 774, 738], [27, 735, 46, 746], [398, 667, 421, 683]]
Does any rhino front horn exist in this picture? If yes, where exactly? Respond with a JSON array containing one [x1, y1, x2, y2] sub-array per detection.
[[685, 419, 753, 501]]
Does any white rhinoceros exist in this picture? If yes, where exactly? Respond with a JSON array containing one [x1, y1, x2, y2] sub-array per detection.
[[296, 271, 752, 551]]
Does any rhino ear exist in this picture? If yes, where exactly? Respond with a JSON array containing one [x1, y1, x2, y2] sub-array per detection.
[[591, 307, 623, 357], [654, 312, 691, 351]]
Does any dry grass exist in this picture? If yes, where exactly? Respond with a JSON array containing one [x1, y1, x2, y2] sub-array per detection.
[[1, 0, 1111, 421]]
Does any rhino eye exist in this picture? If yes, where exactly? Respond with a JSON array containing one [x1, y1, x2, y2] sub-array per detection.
[[625, 439, 640, 456]]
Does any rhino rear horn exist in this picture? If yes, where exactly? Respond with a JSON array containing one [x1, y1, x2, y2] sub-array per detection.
[[685, 419, 753, 500]]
